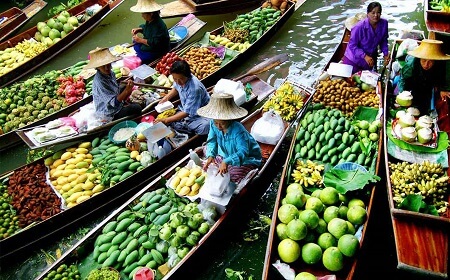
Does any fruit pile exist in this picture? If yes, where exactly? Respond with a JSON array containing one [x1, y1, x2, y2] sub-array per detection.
[[209, 34, 251, 52], [181, 47, 222, 80], [155, 52, 182, 77], [91, 187, 215, 278], [42, 263, 81, 280], [262, 81, 305, 121], [34, 11, 80, 47], [276, 184, 367, 273], [0, 182, 20, 240], [56, 75, 86, 105], [169, 164, 206, 197], [0, 41, 47, 75]]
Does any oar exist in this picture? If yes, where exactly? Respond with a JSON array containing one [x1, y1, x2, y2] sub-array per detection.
[[231, 53, 289, 81], [121, 81, 172, 91]]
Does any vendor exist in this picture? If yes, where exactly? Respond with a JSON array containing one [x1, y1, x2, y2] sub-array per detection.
[[397, 39, 450, 114], [198, 93, 262, 184], [342, 2, 390, 73], [130, 0, 170, 64], [85, 47, 142, 120], [155, 60, 210, 135]]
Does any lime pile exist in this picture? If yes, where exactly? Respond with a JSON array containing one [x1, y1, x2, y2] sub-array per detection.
[[276, 184, 367, 274]]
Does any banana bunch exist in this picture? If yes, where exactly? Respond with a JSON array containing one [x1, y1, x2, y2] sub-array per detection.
[[291, 159, 324, 187], [15, 40, 47, 58], [263, 81, 304, 121], [156, 108, 177, 120], [209, 34, 251, 52]]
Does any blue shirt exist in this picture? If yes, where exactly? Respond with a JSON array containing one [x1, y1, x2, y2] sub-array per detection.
[[206, 120, 262, 167], [173, 75, 210, 117], [92, 70, 122, 119], [344, 18, 389, 69]]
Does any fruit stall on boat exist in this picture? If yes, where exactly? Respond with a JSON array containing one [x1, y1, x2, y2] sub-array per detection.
[[382, 38, 449, 278], [263, 24, 384, 280], [32, 78, 313, 280], [160, 0, 262, 18]]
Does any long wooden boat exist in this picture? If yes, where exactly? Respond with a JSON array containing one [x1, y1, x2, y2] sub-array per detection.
[[382, 38, 449, 279], [160, 0, 261, 18], [0, 0, 124, 88], [0, 0, 47, 42], [263, 25, 384, 279], [423, 0, 450, 37], [0, 15, 206, 152], [33, 83, 314, 280], [0, 74, 275, 265], [151, 0, 301, 89]]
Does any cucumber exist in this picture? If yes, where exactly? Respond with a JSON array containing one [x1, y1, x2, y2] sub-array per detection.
[[129, 161, 142, 171], [148, 194, 162, 204], [117, 160, 133, 171], [115, 218, 134, 232], [106, 146, 120, 153], [103, 250, 120, 268], [98, 243, 112, 253], [97, 252, 108, 264], [119, 235, 134, 250], [117, 249, 129, 263], [153, 213, 170, 225], [126, 238, 139, 252], [128, 222, 142, 233], [107, 245, 119, 257], [120, 171, 134, 181], [155, 204, 171, 215], [138, 254, 153, 266], [111, 231, 128, 245]]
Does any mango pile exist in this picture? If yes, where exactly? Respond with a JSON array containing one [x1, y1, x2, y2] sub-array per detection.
[[169, 164, 206, 197]]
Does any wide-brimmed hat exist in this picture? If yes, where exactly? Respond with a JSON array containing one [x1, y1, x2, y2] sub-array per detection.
[[407, 39, 450, 60], [344, 12, 367, 31], [130, 0, 163, 13], [197, 93, 248, 120], [84, 47, 121, 69]]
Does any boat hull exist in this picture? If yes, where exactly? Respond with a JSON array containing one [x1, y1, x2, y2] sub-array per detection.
[[160, 0, 261, 18]]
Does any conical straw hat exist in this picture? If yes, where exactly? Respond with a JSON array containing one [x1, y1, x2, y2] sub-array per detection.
[[197, 93, 248, 120], [407, 39, 450, 60], [344, 12, 367, 31], [130, 0, 163, 13], [84, 47, 121, 69]]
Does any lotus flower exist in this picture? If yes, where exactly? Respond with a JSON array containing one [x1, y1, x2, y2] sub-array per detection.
[[398, 113, 416, 128], [417, 127, 433, 144], [415, 115, 433, 129], [406, 107, 420, 117], [396, 91, 413, 107], [401, 127, 417, 142]]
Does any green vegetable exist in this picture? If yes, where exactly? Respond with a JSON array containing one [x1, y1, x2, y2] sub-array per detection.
[[323, 169, 380, 194], [398, 194, 439, 215], [86, 267, 120, 280]]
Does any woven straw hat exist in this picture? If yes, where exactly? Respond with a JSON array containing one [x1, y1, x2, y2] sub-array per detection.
[[407, 39, 450, 60], [344, 12, 367, 31], [84, 47, 121, 69], [130, 0, 163, 13], [197, 93, 248, 120]]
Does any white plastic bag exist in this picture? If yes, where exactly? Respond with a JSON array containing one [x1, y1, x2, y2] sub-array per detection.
[[251, 110, 284, 145], [396, 39, 419, 58], [203, 164, 230, 197], [213, 79, 246, 106]]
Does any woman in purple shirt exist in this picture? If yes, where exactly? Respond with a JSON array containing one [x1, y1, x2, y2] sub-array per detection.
[[343, 2, 390, 73]]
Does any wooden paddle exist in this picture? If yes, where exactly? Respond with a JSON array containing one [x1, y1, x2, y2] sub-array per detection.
[[231, 53, 289, 81]]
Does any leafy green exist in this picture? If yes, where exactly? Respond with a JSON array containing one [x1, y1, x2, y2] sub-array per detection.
[[398, 194, 439, 216], [323, 169, 380, 194], [225, 268, 254, 280]]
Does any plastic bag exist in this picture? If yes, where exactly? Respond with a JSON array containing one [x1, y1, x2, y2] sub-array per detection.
[[251, 110, 284, 145], [396, 39, 419, 58], [197, 200, 218, 225], [213, 79, 247, 106], [203, 164, 230, 197]]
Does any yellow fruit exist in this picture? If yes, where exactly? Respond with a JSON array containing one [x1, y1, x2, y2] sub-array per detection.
[[61, 151, 73, 161], [188, 189, 199, 196], [76, 161, 89, 169], [179, 186, 191, 196], [62, 169, 75, 177], [57, 176, 68, 186], [61, 182, 72, 192], [44, 157, 54, 166], [75, 147, 89, 154], [66, 147, 76, 153], [137, 133, 146, 141], [191, 183, 200, 192], [177, 167, 190, 178], [51, 169, 63, 178], [136, 155, 142, 161], [170, 176, 181, 188], [130, 150, 139, 159], [67, 202, 78, 208], [178, 177, 188, 189], [190, 167, 203, 177], [85, 154, 93, 159], [78, 142, 92, 149], [67, 173, 79, 182], [185, 177, 195, 187], [88, 173, 100, 182], [52, 159, 65, 168], [76, 168, 88, 175], [76, 195, 90, 204], [76, 174, 88, 183], [66, 192, 83, 203], [82, 190, 93, 196], [92, 184, 104, 193], [83, 181, 95, 190]]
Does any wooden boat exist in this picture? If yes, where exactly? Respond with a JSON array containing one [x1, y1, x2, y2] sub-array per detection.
[[382, 38, 449, 279], [0, 15, 206, 152], [0, 0, 124, 88], [0, 0, 47, 42], [160, 0, 261, 19], [262, 25, 384, 279], [423, 0, 450, 36], [33, 84, 314, 280], [0, 73, 276, 264], [151, 0, 301, 88]]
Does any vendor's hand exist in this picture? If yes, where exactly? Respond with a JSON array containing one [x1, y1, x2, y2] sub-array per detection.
[[159, 95, 169, 104], [364, 55, 374, 68], [218, 161, 228, 176], [203, 157, 214, 171], [383, 54, 390, 66], [125, 79, 134, 93], [440, 91, 450, 101], [153, 118, 167, 125], [131, 28, 141, 35]]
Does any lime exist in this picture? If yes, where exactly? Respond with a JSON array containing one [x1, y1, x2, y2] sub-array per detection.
[[286, 219, 308, 241], [278, 204, 299, 224], [295, 272, 317, 280], [317, 232, 337, 250], [285, 189, 306, 208], [327, 218, 348, 239], [276, 223, 289, 240], [301, 243, 322, 264], [319, 187, 339, 206], [347, 205, 367, 225], [323, 206, 339, 223], [281, 198, 287, 205], [311, 189, 321, 198], [305, 196, 324, 214], [338, 193, 349, 204], [338, 234, 359, 257], [322, 246, 344, 271], [278, 238, 301, 263], [299, 209, 319, 229], [338, 205, 349, 219], [348, 198, 365, 208], [286, 183, 303, 193], [346, 221, 356, 235], [314, 218, 327, 234]]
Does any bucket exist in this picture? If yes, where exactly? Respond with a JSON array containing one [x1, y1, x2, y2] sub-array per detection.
[[123, 55, 142, 70]]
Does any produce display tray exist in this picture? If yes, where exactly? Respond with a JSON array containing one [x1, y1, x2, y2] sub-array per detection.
[[391, 118, 438, 148], [18, 125, 78, 148]]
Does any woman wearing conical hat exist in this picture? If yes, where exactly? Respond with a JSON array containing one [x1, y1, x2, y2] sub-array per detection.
[[197, 93, 262, 184], [130, 0, 170, 64], [85, 47, 142, 120], [397, 39, 450, 114]]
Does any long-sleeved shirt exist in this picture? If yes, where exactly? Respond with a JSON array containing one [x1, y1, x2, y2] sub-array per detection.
[[173, 75, 210, 117], [343, 18, 389, 71], [139, 17, 170, 56], [206, 120, 262, 167], [92, 70, 122, 119]]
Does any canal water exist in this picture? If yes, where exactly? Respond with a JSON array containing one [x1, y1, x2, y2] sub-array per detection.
[[0, 0, 429, 279]]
